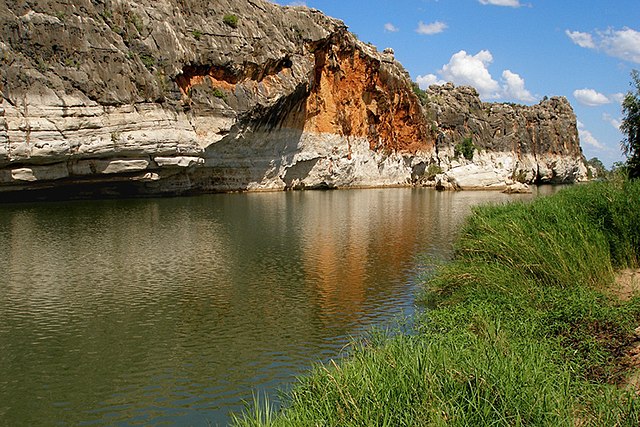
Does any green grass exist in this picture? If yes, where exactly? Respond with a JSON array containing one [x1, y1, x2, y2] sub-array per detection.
[[233, 179, 640, 426]]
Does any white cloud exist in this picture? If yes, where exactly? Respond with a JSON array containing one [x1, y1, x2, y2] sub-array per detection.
[[416, 21, 447, 35], [611, 93, 625, 104], [577, 121, 605, 149], [384, 23, 399, 33], [501, 70, 535, 102], [580, 131, 605, 149], [478, 0, 522, 6], [439, 50, 501, 98], [417, 50, 536, 102], [573, 88, 611, 106], [416, 74, 446, 89], [565, 30, 596, 48], [566, 27, 640, 63], [600, 27, 640, 63], [603, 113, 622, 130]]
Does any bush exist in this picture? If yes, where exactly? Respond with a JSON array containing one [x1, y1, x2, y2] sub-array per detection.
[[139, 53, 155, 70], [212, 88, 226, 100], [223, 14, 239, 28], [454, 136, 475, 160], [411, 82, 429, 106], [129, 13, 144, 34], [424, 163, 443, 180], [587, 157, 607, 179]]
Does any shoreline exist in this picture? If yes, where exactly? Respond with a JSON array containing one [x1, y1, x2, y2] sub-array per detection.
[[0, 179, 564, 204], [234, 179, 640, 426]]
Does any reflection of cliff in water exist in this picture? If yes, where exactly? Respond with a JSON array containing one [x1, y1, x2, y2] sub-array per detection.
[[298, 188, 557, 326], [299, 190, 427, 326]]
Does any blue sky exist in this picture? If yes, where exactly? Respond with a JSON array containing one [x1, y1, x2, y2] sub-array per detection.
[[273, 0, 640, 167]]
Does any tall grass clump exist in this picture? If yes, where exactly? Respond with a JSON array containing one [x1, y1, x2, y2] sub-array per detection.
[[234, 180, 640, 427]]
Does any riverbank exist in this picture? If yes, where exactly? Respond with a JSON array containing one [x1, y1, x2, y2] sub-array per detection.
[[233, 179, 640, 426]]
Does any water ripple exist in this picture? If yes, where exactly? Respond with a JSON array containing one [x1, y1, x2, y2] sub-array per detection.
[[0, 188, 551, 426]]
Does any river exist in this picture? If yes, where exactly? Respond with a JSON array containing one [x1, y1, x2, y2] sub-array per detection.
[[0, 187, 556, 426]]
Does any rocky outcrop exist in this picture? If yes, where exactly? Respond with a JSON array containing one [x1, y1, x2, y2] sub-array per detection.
[[0, 0, 585, 200], [422, 84, 587, 190]]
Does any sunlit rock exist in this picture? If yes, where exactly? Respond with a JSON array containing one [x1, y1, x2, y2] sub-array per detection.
[[0, 0, 587, 199]]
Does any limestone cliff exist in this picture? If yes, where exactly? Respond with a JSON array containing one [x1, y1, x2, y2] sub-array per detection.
[[0, 0, 585, 200]]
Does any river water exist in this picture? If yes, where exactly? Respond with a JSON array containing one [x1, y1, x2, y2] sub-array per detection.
[[0, 187, 555, 426]]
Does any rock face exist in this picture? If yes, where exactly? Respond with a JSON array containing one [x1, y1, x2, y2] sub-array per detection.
[[424, 84, 587, 190], [0, 0, 586, 199]]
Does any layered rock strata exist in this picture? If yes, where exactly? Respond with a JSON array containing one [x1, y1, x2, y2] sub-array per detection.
[[425, 84, 587, 190], [0, 0, 586, 200]]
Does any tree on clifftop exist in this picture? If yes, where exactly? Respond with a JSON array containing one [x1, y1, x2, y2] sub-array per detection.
[[621, 70, 640, 178], [586, 157, 607, 178]]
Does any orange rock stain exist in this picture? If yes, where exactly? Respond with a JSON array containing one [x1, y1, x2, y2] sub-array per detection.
[[304, 43, 433, 154], [174, 37, 435, 155]]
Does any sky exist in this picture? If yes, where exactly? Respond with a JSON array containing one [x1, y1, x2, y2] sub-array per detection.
[[272, 0, 640, 168]]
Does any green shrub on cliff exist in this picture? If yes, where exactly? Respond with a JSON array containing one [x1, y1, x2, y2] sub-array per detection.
[[234, 180, 640, 427], [411, 82, 429, 106], [454, 136, 475, 160], [212, 88, 226, 100], [129, 13, 144, 34], [223, 14, 239, 28], [424, 163, 442, 180], [139, 53, 155, 70]]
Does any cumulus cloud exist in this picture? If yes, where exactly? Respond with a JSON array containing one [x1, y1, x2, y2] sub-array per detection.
[[384, 23, 399, 33], [603, 113, 622, 130], [565, 30, 596, 48], [600, 27, 640, 63], [573, 88, 611, 106], [416, 21, 447, 35], [566, 27, 640, 63], [580, 130, 604, 149], [577, 121, 605, 149], [416, 50, 536, 102], [501, 70, 535, 102], [416, 74, 446, 89], [439, 50, 501, 98], [478, 0, 522, 7]]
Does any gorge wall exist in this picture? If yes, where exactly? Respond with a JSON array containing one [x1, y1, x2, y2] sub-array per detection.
[[0, 0, 587, 200]]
